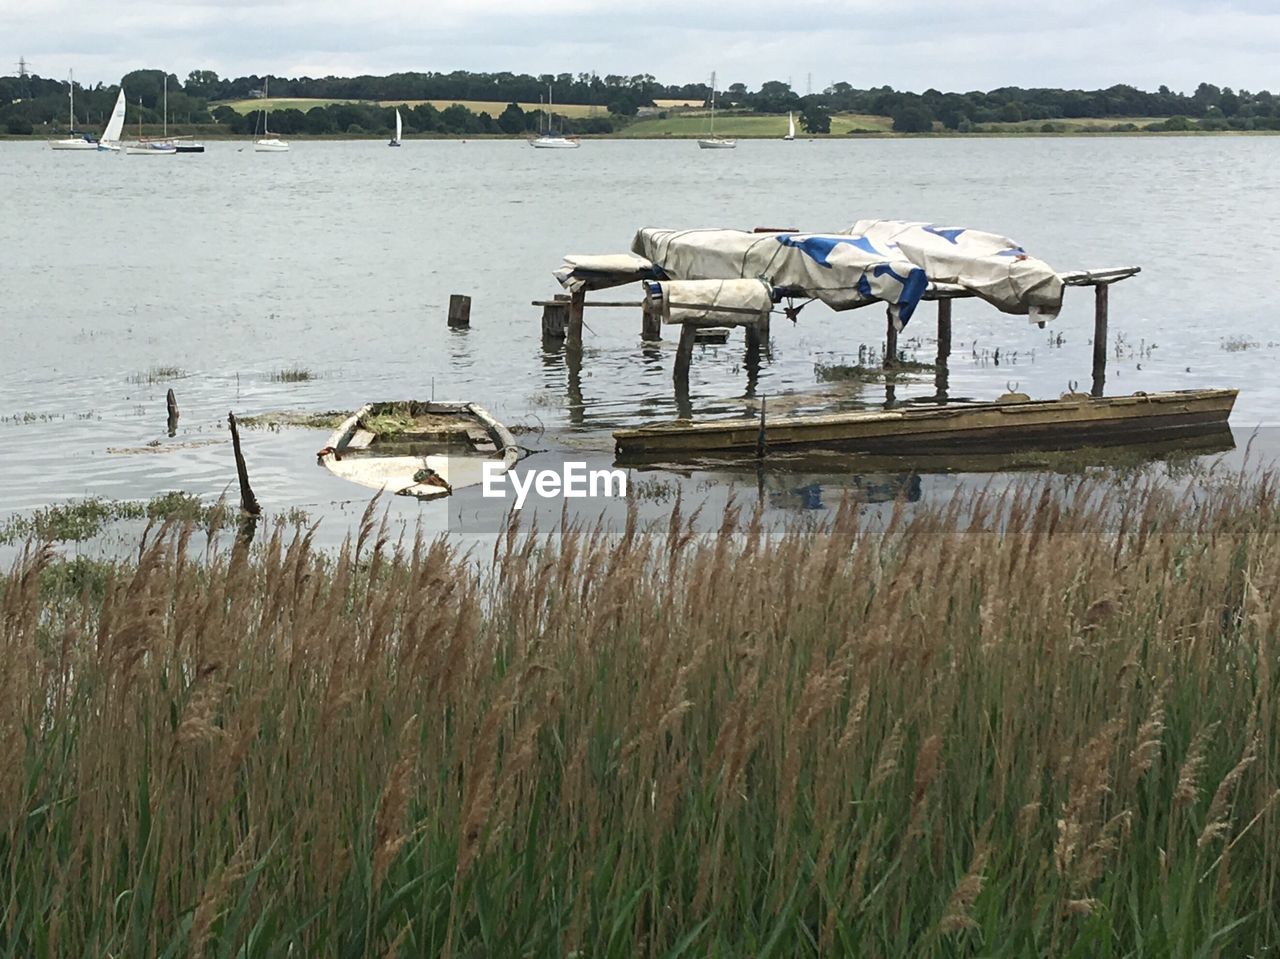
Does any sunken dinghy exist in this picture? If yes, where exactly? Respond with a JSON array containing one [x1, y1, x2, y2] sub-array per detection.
[[319, 402, 520, 499], [614, 389, 1237, 460]]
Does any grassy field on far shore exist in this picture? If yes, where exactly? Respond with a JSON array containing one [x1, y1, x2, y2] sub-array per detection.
[[618, 111, 895, 138]]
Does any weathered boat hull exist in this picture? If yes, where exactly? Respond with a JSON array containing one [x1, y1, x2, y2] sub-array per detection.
[[614, 389, 1237, 459], [319, 401, 519, 499]]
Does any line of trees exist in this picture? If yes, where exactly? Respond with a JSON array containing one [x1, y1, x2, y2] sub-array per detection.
[[6, 67, 1280, 136], [217, 101, 613, 137]]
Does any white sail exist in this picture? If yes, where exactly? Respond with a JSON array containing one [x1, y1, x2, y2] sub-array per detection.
[[786, 112, 796, 139], [101, 89, 127, 145], [395, 108, 402, 142]]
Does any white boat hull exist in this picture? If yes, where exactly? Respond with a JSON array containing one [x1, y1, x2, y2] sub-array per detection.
[[125, 144, 177, 155], [254, 138, 290, 152], [49, 138, 97, 151], [697, 138, 737, 149], [529, 136, 580, 149]]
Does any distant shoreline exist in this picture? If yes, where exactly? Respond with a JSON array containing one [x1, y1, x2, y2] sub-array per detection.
[[6, 129, 1280, 142]]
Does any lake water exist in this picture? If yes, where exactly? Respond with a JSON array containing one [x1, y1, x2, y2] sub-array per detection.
[[3, 136, 1279, 554]]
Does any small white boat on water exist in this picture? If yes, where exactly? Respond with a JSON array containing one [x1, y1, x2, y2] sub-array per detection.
[[529, 84, 580, 148], [125, 142, 177, 155], [254, 78, 290, 152], [389, 108, 402, 146], [48, 70, 98, 150], [696, 71, 736, 150], [784, 111, 796, 141]]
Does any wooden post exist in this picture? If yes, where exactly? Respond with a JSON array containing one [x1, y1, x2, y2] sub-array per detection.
[[227, 412, 261, 516], [641, 295, 661, 341], [447, 294, 471, 328], [673, 323, 696, 384], [935, 299, 952, 398], [1091, 283, 1109, 397], [884, 307, 899, 369], [542, 296, 569, 339], [166, 388, 179, 437], [567, 288, 585, 351]]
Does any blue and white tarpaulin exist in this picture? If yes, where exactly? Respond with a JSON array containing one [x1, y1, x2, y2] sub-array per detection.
[[629, 221, 1064, 327], [642, 278, 774, 327], [556, 221, 1067, 328]]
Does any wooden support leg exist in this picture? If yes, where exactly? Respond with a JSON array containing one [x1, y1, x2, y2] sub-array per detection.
[[641, 295, 661, 341], [884, 307, 898, 369], [674, 323, 696, 385], [541, 298, 568, 339], [935, 299, 952, 399], [567, 288, 585, 352], [1091, 284, 1109, 397]]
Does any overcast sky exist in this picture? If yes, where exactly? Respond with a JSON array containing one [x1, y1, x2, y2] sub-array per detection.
[[4, 0, 1278, 93]]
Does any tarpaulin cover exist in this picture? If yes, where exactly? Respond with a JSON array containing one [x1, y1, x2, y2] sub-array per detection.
[[627, 220, 1065, 327], [642, 278, 773, 326]]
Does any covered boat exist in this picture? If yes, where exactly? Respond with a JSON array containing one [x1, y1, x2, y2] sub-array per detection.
[[318, 402, 520, 499]]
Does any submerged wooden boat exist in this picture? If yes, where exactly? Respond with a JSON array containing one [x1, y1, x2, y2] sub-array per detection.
[[614, 389, 1237, 460], [318, 402, 520, 499]]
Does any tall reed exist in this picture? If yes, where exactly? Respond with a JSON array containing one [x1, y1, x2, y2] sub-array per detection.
[[2, 474, 1279, 956]]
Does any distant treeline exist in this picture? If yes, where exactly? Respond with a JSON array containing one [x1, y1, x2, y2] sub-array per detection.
[[4, 67, 1280, 136]]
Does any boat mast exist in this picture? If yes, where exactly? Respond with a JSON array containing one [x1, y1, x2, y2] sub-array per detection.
[[68, 69, 74, 132], [163, 74, 167, 138], [709, 71, 716, 137]]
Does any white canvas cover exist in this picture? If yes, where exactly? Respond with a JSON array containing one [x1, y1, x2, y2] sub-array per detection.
[[628, 220, 1064, 327], [645, 278, 772, 326]]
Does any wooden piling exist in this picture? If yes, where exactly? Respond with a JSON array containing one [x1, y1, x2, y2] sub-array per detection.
[[935, 299, 952, 398], [567, 289, 586, 351], [755, 395, 767, 459], [673, 323, 696, 384], [1092, 283, 1109, 397], [884, 308, 899, 369], [641, 295, 661, 341], [166, 388, 179, 436], [447, 294, 471, 328], [542, 294, 569, 339], [228, 412, 261, 516]]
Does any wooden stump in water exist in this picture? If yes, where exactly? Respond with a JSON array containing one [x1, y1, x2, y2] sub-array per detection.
[[884, 307, 899, 369], [448, 294, 472, 328], [567, 289, 586, 351], [1092, 284, 1109, 397], [228, 412, 261, 516], [166, 388, 179, 437], [542, 295, 569, 339], [673, 323, 696, 385], [641, 296, 661, 341]]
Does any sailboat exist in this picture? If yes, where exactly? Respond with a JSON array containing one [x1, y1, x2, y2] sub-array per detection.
[[389, 108, 402, 146], [784, 111, 796, 141], [96, 89, 128, 152], [697, 72, 736, 149], [529, 84, 580, 148], [48, 70, 97, 150], [254, 78, 290, 152], [125, 97, 176, 154], [154, 75, 205, 152]]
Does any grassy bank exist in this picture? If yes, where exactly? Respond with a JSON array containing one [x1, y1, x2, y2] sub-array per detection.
[[3, 477, 1280, 955], [214, 97, 602, 118]]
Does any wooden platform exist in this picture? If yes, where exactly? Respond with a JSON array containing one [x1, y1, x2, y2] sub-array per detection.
[[614, 389, 1237, 459]]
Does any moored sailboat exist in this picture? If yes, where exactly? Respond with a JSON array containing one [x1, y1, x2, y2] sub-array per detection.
[[784, 111, 796, 141], [48, 70, 97, 150], [254, 78, 290, 152], [389, 107, 402, 146], [697, 72, 736, 149], [529, 85, 580, 148]]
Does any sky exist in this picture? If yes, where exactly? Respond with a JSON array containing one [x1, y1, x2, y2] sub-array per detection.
[[4, 0, 1279, 93]]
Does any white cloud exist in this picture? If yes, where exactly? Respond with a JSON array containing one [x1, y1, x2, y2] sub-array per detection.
[[3, 0, 1279, 93]]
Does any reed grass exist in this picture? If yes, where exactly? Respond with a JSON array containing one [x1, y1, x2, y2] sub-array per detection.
[[3, 475, 1280, 955]]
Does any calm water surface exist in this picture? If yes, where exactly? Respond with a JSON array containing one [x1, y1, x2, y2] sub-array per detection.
[[2, 137, 1279, 552]]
